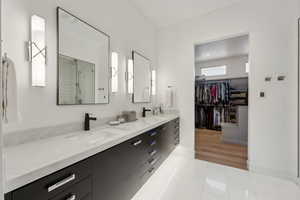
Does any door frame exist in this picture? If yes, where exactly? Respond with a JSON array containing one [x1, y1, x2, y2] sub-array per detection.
[[297, 18, 300, 181], [193, 32, 251, 169], [0, 0, 4, 197]]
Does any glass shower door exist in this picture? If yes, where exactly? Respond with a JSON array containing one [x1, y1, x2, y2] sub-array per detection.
[[58, 55, 95, 104]]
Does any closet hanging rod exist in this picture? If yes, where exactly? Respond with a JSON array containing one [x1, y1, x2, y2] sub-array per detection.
[[195, 80, 230, 84], [196, 77, 248, 81]]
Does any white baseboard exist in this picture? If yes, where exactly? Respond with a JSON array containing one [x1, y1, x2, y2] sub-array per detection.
[[296, 178, 300, 186], [249, 162, 297, 182], [173, 145, 195, 159]]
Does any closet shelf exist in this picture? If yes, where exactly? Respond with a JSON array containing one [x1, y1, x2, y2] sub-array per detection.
[[196, 104, 230, 107], [229, 97, 247, 100], [230, 89, 248, 93], [195, 77, 248, 131]]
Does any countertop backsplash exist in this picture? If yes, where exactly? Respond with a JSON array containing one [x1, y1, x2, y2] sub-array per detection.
[[3, 116, 116, 147], [3, 109, 179, 147]]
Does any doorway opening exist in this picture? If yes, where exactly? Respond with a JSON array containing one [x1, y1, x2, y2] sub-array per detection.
[[194, 35, 249, 170]]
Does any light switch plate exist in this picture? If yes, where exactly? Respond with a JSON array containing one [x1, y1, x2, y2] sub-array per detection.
[[277, 76, 286, 81], [265, 77, 272, 82]]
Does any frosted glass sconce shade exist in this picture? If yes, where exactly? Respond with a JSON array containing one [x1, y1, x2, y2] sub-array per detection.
[[29, 15, 47, 87], [111, 52, 118, 93], [151, 70, 156, 95], [127, 59, 134, 94]]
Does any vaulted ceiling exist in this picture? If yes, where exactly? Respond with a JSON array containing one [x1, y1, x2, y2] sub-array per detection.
[[127, 0, 245, 28]]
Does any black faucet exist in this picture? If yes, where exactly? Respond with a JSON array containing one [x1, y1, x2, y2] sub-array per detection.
[[84, 113, 97, 131], [142, 107, 151, 118]]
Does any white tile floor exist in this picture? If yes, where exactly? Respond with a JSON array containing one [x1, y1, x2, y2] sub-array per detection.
[[132, 147, 300, 200]]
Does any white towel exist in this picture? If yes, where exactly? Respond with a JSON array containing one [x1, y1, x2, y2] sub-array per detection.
[[2, 55, 19, 123], [165, 86, 176, 108]]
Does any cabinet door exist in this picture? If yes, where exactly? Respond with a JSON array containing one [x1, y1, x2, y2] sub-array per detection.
[[92, 134, 148, 200], [161, 122, 175, 156], [4, 193, 11, 200], [158, 119, 180, 161], [170, 118, 180, 146], [156, 124, 169, 160], [81, 195, 92, 200]]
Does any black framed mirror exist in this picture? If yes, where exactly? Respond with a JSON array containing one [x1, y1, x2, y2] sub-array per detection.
[[132, 51, 151, 103], [57, 7, 110, 105]]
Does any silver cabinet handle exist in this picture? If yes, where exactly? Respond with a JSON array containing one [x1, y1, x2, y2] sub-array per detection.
[[149, 150, 157, 156], [148, 167, 155, 173], [149, 158, 158, 166], [66, 195, 76, 200], [150, 132, 158, 137], [133, 140, 142, 146], [48, 174, 76, 192]]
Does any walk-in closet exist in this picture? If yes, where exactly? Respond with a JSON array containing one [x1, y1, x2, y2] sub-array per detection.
[[194, 35, 249, 170]]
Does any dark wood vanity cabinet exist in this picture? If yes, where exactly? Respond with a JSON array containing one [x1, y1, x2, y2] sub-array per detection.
[[5, 118, 180, 200], [91, 134, 150, 200], [5, 159, 93, 200]]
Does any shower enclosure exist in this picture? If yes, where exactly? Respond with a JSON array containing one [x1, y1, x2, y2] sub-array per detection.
[[58, 55, 95, 104]]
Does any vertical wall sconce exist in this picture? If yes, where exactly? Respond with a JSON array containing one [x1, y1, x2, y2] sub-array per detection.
[[246, 62, 250, 73], [151, 70, 156, 95], [127, 59, 134, 94], [28, 15, 47, 87], [111, 52, 119, 93]]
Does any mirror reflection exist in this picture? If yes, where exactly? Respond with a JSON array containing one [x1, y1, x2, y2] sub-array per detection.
[[133, 51, 151, 103], [57, 8, 110, 105]]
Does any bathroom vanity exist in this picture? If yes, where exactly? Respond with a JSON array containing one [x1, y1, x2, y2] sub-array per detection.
[[4, 115, 179, 200], [3, 6, 178, 200]]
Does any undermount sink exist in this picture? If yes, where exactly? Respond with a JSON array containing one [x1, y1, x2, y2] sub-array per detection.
[[64, 129, 119, 142], [108, 116, 165, 131], [110, 122, 142, 131], [64, 116, 166, 143], [98, 127, 129, 135], [140, 116, 165, 124]]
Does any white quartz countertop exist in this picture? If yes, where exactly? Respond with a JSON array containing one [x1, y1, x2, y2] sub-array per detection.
[[3, 114, 179, 193]]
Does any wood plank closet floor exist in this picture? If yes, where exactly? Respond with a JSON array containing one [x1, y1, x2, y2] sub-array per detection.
[[195, 129, 248, 170]]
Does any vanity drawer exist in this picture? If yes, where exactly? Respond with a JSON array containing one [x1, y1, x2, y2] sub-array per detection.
[[138, 155, 162, 186], [50, 177, 92, 200], [11, 159, 92, 200]]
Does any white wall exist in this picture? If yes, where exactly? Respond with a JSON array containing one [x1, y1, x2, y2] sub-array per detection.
[[0, 0, 4, 197], [2, 0, 158, 134], [298, 0, 300, 183], [157, 0, 299, 180], [195, 55, 248, 80]]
